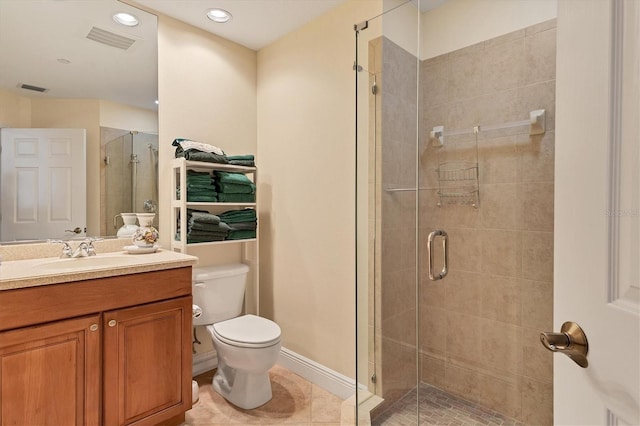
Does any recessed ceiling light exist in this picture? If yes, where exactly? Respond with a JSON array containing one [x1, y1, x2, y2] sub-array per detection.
[[113, 12, 139, 27], [206, 8, 232, 23], [154, 100, 159, 105]]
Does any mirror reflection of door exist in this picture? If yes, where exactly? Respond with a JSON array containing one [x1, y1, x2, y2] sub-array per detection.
[[103, 129, 158, 237], [0, 128, 86, 241]]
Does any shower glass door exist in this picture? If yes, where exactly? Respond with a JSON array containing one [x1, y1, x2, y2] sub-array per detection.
[[356, 1, 557, 424], [355, 0, 421, 422], [103, 130, 159, 236]]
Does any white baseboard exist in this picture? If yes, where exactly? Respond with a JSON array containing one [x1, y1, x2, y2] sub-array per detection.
[[192, 351, 217, 377], [277, 347, 362, 400], [192, 346, 364, 401]]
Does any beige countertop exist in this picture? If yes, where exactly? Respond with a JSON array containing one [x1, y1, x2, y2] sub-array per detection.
[[0, 249, 198, 291]]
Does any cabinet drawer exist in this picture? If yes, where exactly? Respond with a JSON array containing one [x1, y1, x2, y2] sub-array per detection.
[[0, 267, 192, 332]]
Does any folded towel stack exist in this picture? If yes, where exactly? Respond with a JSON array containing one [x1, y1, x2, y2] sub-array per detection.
[[214, 171, 256, 203], [173, 138, 229, 164], [177, 209, 230, 243], [227, 154, 255, 167], [186, 170, 217, 202], [219, 209, 257, 240]]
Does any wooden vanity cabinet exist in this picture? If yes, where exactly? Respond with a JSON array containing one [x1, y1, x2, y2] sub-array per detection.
[[0, 267, 193, 426], [103, 297, 192, 426], [0, 314, 101, 426]]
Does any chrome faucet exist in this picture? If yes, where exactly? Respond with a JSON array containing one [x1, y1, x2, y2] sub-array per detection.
[[71, 241, 91, 258], [49, 238, 99, 258]]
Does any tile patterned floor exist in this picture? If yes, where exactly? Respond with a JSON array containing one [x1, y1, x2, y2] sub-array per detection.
[[184, 365, 344, 425], [372, 384, 524, 426]]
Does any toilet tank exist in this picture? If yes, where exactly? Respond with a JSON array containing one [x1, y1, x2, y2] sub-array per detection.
[[192, 263, 250, 326]]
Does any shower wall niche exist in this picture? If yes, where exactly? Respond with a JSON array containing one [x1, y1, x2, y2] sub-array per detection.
[[371, 19, 556, 425]]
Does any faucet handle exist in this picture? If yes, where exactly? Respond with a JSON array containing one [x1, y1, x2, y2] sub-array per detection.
[[48, 239, 73, 258], [85, 238, 103, 256], [84, 238, 103, 256]]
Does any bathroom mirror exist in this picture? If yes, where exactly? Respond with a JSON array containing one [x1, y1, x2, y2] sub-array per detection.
[[0, 0, 158, 243]]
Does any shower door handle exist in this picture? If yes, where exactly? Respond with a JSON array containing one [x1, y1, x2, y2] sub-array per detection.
[[427, 230, 448, 281]]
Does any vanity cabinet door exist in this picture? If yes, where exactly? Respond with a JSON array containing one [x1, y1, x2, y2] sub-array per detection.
[[0, 315, 101, 426], [103, 296, 192, 426]]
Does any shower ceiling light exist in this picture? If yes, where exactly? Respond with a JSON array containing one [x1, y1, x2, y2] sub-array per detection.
[[113, 12, 139, 27], [206, 8, 232, 23]]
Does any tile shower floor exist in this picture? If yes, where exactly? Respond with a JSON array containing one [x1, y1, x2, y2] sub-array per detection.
[[372, 384, 524, 426], [184, 365, 344, 425]]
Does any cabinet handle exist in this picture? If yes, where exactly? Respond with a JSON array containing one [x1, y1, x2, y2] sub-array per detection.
[[89, 324, 98, 332], [108, 319, 117, 327]]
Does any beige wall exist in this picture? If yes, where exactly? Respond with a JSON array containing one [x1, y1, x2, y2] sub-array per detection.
[[156, 13, 258, 319], [420, 0, 557, 59], [257, 0, 381, 377], [0, 89, 31, 127], [99, 100, 157, 133]]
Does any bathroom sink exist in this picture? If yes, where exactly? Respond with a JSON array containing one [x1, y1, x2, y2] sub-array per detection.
[[35, 255, 141, 272]]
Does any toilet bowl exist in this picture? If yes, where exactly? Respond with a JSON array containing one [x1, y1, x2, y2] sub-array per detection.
[[207, 314, 281, 409], [192, 264, 282, 410]]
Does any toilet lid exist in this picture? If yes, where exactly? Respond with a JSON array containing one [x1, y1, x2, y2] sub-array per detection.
[[212, 314, 281, 348]]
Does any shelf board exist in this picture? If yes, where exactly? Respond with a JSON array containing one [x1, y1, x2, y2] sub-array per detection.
[[171, 238, 256, 249]]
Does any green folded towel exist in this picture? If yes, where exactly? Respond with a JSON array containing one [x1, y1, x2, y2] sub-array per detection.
[[214, 171, 253, 186], [216, 182, 256, 194], [187, 194, 218, 202], [217, 193, 256, 203], [189, 211, 221, 224], [219, 209, 257, 223], [228, 159, 255, 167], [187, 170, 211, 176], [227, 155, 254, 161], [188, 221, 230, 232], [186, 177, 212, 184], [226, 230, 256, 240], [187, 184, 213, 191], [175, 147, 228, 164], [230, 222, 257, 231], [187, 229, 229, 237]]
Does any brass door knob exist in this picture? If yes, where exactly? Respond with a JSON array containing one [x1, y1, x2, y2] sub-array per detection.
[[540, 321, 589, 368]]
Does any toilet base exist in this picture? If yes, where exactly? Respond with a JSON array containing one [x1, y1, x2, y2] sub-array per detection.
[[212, 364, 273, 410]]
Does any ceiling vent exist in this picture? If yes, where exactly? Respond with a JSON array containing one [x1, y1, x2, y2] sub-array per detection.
[[86, 27, 136, 50], [18, 83, 48, 93]]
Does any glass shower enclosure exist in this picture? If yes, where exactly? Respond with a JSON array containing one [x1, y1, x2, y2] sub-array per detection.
[[355, 1, 557, 424], [101, 128, 159, 237]]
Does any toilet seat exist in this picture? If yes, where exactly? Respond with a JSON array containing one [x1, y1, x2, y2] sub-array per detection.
[[212, 314, 281, 348]]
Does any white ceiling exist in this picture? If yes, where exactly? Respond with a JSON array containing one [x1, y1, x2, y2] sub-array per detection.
[[0, 0, 159, 111], [134, 0, 348, 51], [0, 0, 446, 112]]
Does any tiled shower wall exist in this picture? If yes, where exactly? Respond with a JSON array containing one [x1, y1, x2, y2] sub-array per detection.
[[375, 19, 556, 424]]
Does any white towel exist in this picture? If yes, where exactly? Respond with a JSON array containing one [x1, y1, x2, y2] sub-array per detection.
[[178, 139, 225, 156]]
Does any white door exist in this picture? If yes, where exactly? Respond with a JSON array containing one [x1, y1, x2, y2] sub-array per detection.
[[554, 1, 639, 425], [0, 128, 86, 241]]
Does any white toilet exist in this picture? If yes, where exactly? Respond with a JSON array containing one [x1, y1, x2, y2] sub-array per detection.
[[192, 264, 281, 409]]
